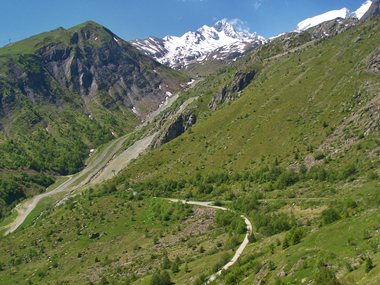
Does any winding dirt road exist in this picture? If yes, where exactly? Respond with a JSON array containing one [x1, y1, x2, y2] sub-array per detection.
[[3, 134, 130, 235], [167, 199, 253, 283], [2, 94, 198, 236]]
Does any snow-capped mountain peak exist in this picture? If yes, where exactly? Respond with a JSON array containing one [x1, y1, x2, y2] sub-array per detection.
[[131, 19, 265, 69], [295, 1, 373, 32]]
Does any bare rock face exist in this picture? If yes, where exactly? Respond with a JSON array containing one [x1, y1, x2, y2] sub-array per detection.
[[153, 112, 196, 147], [209, 70, 256, 110], [36, 23, 181, 117], [0, 21, 184, 121], [307, 18, 358, 38]]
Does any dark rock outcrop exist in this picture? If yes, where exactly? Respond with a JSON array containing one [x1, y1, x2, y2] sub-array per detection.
[[209, 70, 256, 110], [153, 112, 196, 147], [35, 23, 181, 117], [307, 18, 358, 39], [88, 233, 100, 239]]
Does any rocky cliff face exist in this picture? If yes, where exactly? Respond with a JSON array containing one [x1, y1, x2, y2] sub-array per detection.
[[153, 112, 196, 147], [0, 21, 188, 207], [0, 21, 185, 122], [209, 70, 256, 110], [37, 31, 173, 116]]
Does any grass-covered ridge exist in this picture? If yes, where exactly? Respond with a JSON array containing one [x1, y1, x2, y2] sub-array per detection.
[[123, 18, 380, 182]]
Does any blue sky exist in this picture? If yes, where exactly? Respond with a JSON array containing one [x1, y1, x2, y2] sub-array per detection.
[[0, 0, 367, 47]]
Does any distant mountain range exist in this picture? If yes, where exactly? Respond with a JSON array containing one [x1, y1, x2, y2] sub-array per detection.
[[131, 19, 265, 69], [132, 1, 374, 70]]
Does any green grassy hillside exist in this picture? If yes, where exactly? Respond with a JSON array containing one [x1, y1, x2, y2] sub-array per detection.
[[0, 17, 378, 285], [0, 21, 187, 217], [0, 187, 244, 284], [123, 18, 379, 182], [112, 18, 379, 284]]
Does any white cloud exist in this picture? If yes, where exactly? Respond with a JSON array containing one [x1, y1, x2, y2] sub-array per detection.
[[254, 0, 263, 10], [228, 18, 252, 34]]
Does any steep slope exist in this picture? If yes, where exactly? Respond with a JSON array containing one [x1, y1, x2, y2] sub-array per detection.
[[122, 18, 380, 183], [132, 19, 265, 69], [0, 17, 379, 285], [119, 18, 380, 284], [0, 21, 187, 217], [0, 21, 185, 121], [0, 11, 378, 285]]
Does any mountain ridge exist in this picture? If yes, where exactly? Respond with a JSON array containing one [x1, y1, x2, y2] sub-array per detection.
[[131, 1, 373, 71], [131, 19, 265, 69], [0, 10, 379, 285], [0, 20, 187, 217]]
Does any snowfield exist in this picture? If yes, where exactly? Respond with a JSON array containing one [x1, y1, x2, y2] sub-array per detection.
[[295, 1, 372, 32], [295, 8, 350, 32]]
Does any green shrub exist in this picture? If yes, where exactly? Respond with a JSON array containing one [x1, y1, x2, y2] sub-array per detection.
[[314, 260, 340, 285], [340, 165, 357, 180], [162, 254, 171, 270], [275, 170, 299, 189], [215, 211, 246, 234], [224, 267, 242, 285], [150, 270, 172, 285], [283, 227, 304, 247], [321, 208, 341, 225], [308, 166, 328, 181], [254, 212, 294, 236], [193, 274, 206, 285]]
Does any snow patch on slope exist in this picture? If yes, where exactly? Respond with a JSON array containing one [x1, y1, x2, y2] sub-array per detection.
[[353, 0, 373, 19], [295, 8, 350, 32], [295, 1, 372, 32]]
